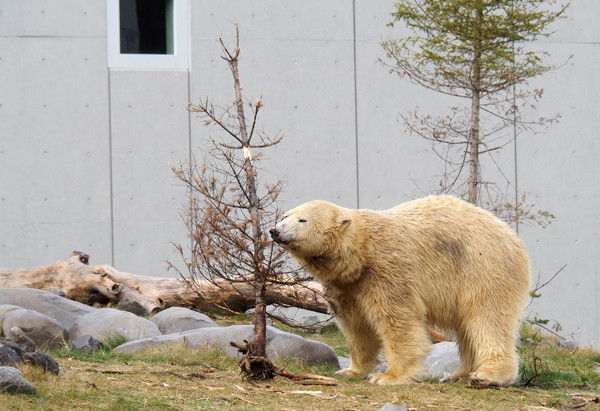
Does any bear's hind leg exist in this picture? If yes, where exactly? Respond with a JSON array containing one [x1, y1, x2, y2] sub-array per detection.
[[456, 317, 520, 386], [467, 350, 519, 387]]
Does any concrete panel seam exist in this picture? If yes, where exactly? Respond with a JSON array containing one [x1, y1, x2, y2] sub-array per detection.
[[352, 0, 360, 209], [107, 68, 115, 266]]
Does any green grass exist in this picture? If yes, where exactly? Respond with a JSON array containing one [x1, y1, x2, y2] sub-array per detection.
[[1, 318, 599, 410], [51, 333, 132, 363], [518, 325, 600, 390]]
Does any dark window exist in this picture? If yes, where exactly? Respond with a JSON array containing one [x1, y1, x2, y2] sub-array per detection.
[[119, 0, 174, 55]]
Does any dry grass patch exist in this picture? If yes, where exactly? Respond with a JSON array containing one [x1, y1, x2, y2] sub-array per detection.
[[1, 321, 600, 410]]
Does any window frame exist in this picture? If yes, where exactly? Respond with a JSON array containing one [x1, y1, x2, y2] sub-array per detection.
[[106, 0, 190, 69]]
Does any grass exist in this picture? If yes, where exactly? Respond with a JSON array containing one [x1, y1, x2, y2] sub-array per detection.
[[1, 317, 600, 410]]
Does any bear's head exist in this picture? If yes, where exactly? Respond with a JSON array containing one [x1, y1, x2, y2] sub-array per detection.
[[269, 200, 353, 259]]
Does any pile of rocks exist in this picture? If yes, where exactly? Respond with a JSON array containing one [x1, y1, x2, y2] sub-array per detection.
[[0, 328, 59, 394], [0, 287, 461, 395], [0, 288, 345, 393]]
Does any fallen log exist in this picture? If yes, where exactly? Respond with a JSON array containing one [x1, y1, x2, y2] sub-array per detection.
[[0, 252, 328, 315]]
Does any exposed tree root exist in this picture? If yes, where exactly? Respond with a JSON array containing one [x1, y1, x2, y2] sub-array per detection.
[[231, 340, 276, 381], [230, 340, 336, 385]]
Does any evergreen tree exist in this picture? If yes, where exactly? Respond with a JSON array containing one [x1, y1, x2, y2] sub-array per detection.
[[382, 0, 568, 207]]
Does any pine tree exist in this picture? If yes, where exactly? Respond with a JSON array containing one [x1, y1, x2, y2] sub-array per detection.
[[382, 0, 568, 207]]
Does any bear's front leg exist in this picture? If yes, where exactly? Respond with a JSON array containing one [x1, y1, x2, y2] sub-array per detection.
[[334, 312, 382, 378], [365, 321, 431, 385]]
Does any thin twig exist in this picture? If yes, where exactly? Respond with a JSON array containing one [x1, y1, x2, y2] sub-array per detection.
[[532, 264, 567, 292]]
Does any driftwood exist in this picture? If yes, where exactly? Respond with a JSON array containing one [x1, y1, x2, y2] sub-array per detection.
[[0, 252, 328, 315]]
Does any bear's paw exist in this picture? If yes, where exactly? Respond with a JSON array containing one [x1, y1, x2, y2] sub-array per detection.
[[364, 372, 414, 385], [466, 371, 513, 387], [335, 368, 363, 378]]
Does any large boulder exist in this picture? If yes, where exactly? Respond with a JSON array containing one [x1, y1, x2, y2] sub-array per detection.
[[114, 325, 340, 368], [1, 308, 68, 350], [112, 333, 184, 354], [68, 308, 161, 343], [0, 305, 21, 331], [0, 288, 95, 330], [0, 366, 36, 394], [150, 307, 217, 334]]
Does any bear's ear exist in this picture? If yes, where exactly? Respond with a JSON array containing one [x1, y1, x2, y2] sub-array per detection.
[[337, 215, 352, 229]]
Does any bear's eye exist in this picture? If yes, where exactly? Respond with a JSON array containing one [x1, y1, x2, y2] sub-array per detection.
[[298, 218, 307, 223]]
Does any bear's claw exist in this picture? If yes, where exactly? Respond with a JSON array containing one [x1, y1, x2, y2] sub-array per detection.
[[335, 368, 362, 377], [364, 373, 412, 385], [441, 372, 509, 387]]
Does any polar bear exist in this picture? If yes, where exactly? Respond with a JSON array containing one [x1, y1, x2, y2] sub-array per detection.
[[270, 195, 530, 386]]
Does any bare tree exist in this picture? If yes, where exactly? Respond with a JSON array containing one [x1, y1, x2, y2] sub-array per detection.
[[169, 26, 315, 380]]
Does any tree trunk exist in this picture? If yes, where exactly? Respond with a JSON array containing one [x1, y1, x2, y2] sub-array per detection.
[[227, 27, 268, 359], [0, 252, 328, 315], [467, 6, 483, 205]]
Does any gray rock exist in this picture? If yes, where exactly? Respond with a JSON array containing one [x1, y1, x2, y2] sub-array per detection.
[[337, 356, 351, 370], [265, 326, 339, 367], [378, 404, 409, 411], [0, 340, 25, 360], [68, 308, 161, 343], [6, 327, 36, 352], [117, 299, 149, 317], [150, 307, 217, 334], [2, 308, 68, 350], [422, 341, 461, 379], [48, 288, 66, 298], [248, 305, 332, 333], [23, 352, 60, 375], [301, 315, 327, 333], [558, 339, 578, 350], [0, 305, 21, 317], [72, 335, 104, 354], [0, 366, 36, 394], [519, 337, 535, 346], [336, 341, 460, 380], [112, 333, 184, 353], [0, 346, 22, 366], [114, 325, 340, 368], [0, 288, 95, 330], [0, 305, 21, 330]]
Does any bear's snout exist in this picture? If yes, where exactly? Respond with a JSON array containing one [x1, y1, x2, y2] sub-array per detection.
[[269, 227, 282, 242], [270, 226, 291, 246]]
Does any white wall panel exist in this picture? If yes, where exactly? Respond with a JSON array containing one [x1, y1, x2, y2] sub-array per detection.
[[354, 0, 478, 210], [108, 69, 190, 276], [193, 0, 353, 42], [0, 36, 111, 268], [0, 0, 106, 37], [356, 1, 432, 210], [190, 0, 358, 210], [518, 38, 600, 345]]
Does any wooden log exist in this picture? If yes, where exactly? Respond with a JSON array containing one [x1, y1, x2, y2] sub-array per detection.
[[0, 252, 328, 315]]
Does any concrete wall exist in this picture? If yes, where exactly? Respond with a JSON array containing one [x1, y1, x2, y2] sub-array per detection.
[[1, 1, 598, 347]]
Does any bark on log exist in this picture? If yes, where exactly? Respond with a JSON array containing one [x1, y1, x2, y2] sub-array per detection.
[[0, 252, 328, 315]]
